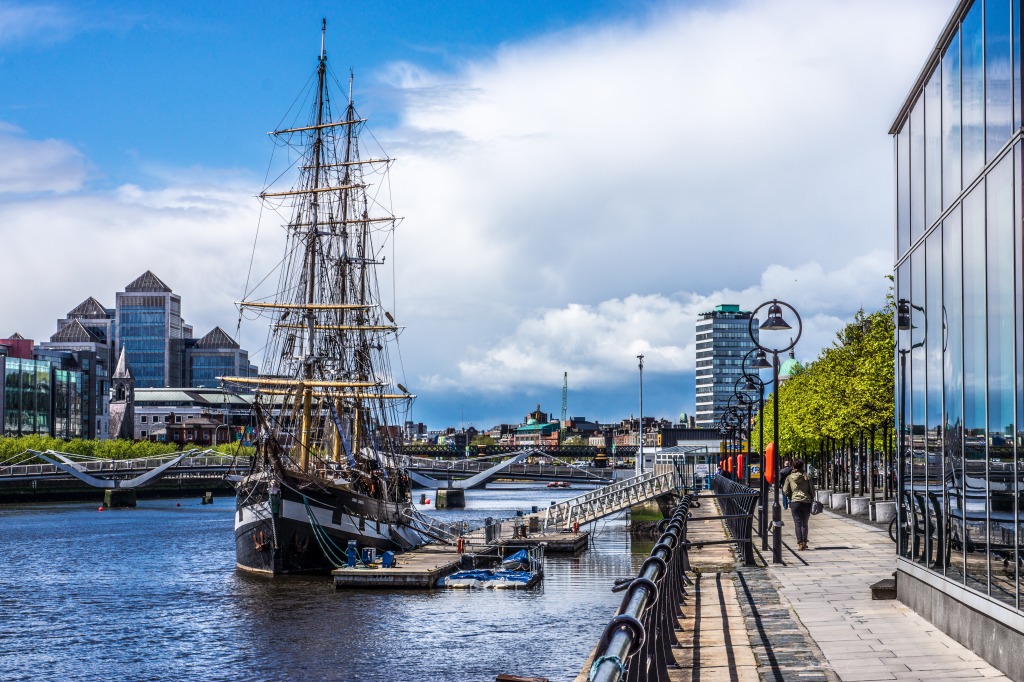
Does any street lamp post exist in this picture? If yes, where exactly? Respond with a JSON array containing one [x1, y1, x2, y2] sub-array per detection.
[[749, 299, 802, 565], [731, 381, 756, 486], [742, 350, 773, 551], [637, 354, 645, 476]]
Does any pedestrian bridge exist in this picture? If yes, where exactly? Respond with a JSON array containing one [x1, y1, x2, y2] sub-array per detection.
[[0, 449, 247, 488], [402, 449, 614, 489]]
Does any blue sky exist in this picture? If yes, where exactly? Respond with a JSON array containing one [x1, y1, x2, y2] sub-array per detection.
[[0, 0, 955, 429], [2, 1, 654, 181]]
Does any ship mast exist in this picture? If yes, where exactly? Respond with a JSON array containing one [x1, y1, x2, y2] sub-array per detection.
[[298, 18, 329, 470], [222, 19, 416, 493]]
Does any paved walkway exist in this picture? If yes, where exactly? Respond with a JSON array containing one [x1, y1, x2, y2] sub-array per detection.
[[578, 498, 1015, 682], [765, 510, 1011, 681]]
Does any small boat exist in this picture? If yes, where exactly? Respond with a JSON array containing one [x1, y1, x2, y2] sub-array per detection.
[[547, 481, 572, 489], [440, 546, 545, 589], [440, 569, 542, 590], [500, 549, 531, 571], [487, 570, 542, 589], [442, 569, 495, 589]]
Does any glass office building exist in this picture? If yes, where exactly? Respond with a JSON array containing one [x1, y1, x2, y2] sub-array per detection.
[[892, 0, 1024, 670], [1, 357, 85, 438], [187, 326, 256, 388], [115, 271, 187, 389], [695, 304, 759, 428]]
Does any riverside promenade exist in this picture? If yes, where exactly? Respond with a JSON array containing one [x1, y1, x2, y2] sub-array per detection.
[[762, 510, 1010, 681], [650, 499, 1013, 681]]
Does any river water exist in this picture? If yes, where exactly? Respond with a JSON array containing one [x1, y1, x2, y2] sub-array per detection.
[[0, 484, 647, 681]]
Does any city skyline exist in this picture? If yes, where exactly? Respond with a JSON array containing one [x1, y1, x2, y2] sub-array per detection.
[[0, 0, 956, 427]]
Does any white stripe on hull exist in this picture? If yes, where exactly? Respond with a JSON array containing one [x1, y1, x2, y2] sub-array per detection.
[[235, 498, 391, 543]]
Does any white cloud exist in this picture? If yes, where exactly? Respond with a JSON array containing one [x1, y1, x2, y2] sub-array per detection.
[[0, 123, 89, 193], [436, 252, 891, 393], [0, 169, 271, 348], [378, 0, 950, 409]]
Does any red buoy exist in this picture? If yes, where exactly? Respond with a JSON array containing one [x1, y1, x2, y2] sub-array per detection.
[[98, 506, 104, 512], [176, 503, 181, 507]]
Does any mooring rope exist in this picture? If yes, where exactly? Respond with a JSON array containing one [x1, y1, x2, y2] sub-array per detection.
[[302, 495, 348, 568]]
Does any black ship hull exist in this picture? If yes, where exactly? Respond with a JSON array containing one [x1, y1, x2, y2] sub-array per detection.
[[234, 473, 429, 575]]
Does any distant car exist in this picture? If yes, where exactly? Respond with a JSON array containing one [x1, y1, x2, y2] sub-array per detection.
[[570, 459, 588, 467]]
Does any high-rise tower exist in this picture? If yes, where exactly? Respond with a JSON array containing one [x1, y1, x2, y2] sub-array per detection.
[[695, 304, 758, 429]]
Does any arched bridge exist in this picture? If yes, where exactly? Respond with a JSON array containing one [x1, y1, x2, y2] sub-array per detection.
[[402, 449, 614, 489]]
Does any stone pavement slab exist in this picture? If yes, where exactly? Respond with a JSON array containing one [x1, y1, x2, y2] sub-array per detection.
[[763, 509, 1012, 682]]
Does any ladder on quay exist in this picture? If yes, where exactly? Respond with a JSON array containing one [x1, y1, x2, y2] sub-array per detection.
[[543, 469, 677, 531]]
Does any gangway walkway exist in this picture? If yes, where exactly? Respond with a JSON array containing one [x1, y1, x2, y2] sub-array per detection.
[[545, 469, 677, 530]]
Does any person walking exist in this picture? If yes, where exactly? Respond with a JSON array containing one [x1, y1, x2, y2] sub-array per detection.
[[782, 459, 814, 551], [778, 460, 793, 510]]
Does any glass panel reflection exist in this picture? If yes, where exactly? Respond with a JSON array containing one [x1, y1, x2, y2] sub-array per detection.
[[987, 154, 1016, 605], [986, 0, 1013, 161], [899, 126, 911, 257], [963, 1, 985, 179], [1015, 144, 1023, 610], [912, 246, 926, 565], [1015, 0, 1022, 133], [926, 70, 942, 227], [898, 258, 914, 561], [944, 208, 967, 584], [926, 230, 945, 573], [962, 180, 988, 594], [911, 100, 926, 246], [943, 29, 962, 207]]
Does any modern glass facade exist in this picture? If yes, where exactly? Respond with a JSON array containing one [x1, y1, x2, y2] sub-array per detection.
[[118, 298, 171, 388], [893, 0, 1024, 629], [1, 357, 84, 438], [695, 305, 759, 428]]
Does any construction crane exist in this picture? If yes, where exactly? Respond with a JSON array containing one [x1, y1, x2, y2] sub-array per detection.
[[560, 371, 568, 441]]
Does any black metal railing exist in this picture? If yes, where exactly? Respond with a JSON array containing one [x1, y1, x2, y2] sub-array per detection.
[[708, 474, 760, 566], [586, 494, 695, 682]]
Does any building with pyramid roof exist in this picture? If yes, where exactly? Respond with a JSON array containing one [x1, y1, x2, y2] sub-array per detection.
[[187, 326, 257, 387], [115, 270, 192, 388]]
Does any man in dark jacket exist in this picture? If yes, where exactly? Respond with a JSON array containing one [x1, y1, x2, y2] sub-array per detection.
[[778, 460, 793, 510]]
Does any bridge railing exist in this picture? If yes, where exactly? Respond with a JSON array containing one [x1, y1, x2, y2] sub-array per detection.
[[403, 456, 611, 482], [544, 471, 675, 530], [0, 451, 250, 479], [586, 494, 695, 682]]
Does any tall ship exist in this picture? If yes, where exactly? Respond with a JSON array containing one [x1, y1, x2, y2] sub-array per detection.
[[226, 21, 437, 574]]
